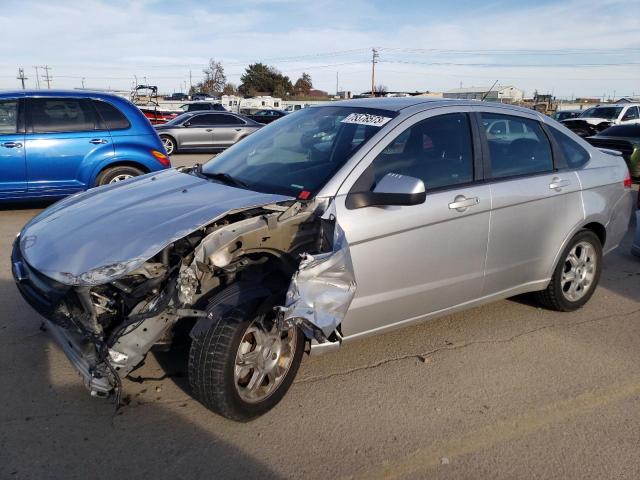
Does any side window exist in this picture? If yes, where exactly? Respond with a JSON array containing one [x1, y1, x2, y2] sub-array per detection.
[[548, 127, 590, 169], [622, 106, 639, 121], [481, 113, 553, 179], [359, 113, 474, 191], [0, 100, 18, 134], [92, 100, 130, 130], [30, 98, 97, 133], [220, 114, 244, 125]]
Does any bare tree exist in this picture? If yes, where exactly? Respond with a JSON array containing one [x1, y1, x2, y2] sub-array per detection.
[[374, 84, 388, 97], [200, 59, 226, 95], [222, 82, 238, 96]]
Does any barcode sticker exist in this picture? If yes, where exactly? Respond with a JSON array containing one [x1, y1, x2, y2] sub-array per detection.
[[341, 113, 392, 127]]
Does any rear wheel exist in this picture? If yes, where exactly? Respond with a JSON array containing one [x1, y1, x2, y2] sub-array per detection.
[[536, 230, 602, 311], [189, 295, 304, 421], [95, 165, 145, 186], [160, 135, 177, 155]]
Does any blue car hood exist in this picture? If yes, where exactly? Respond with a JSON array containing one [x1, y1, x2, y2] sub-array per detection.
[[19, 169, 292, 285]]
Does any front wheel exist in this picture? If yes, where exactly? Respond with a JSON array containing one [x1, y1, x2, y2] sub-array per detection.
[[536, 230, 602, 311], [189, 297, 305, 421]]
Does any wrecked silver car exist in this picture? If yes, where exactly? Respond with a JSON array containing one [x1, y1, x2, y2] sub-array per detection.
[[12, 98, 633, 420]]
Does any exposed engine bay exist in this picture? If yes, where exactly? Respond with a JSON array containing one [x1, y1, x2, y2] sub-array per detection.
[[16, 195, 355, 403]]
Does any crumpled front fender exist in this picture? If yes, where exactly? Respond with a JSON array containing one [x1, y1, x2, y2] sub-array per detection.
[[278, 204, 356, 342]]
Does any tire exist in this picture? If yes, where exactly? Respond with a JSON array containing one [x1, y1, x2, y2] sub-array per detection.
[[160, 135, 177, 155], [188, 292, 305, 421], [535, 229, 602, 311], [95, 165, 145, 186]]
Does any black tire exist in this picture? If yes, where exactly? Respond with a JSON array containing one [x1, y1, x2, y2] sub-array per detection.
[[535, 229, 602, 311], [95, 165, 145, 186], [188, 291, 305, 421], [160, 135, 177, 155]]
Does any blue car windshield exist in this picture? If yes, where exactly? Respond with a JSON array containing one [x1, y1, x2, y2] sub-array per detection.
[[201, 106, 397, 197]]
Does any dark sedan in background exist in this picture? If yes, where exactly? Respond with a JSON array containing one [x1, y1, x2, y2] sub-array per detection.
[[586, 124, 640, 180], [155, 111, 262, 154], [244, 109, 288, 124]]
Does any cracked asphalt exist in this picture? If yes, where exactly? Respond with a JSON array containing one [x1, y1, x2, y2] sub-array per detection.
[[1, 153, 639, 479]]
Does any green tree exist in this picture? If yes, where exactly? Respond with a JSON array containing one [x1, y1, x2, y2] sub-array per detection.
[[222, 82, 238, 96], [239, 63, 293, 96], [293, 72, 313, 96]]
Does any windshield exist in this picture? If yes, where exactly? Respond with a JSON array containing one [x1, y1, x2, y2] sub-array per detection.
[[201, 106, 397, 197], [580, 107, 622, 120]]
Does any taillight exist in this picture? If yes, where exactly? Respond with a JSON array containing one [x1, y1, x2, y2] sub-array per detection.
[[151, 149, 171, 167], [623, 169, 632, 188]]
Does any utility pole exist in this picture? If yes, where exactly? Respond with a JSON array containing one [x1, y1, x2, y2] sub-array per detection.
[[371, 48, 379, 97], [17, 68, 28, 89], [336, 71, 339, 96], [189, 69, 192, 92], [33, 66, 40, 89], [42, 65, 52, 89], [81, 77, 85, 89]]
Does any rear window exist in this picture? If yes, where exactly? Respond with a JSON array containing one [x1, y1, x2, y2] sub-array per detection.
[[93, 100, 130, 130], [548, 128, 590, 168], [30, 98, 97, 133]]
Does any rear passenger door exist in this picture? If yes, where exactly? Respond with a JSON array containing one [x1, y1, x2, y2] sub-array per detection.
[[25, 97, 114, 195], [478, 110, 583, 296]]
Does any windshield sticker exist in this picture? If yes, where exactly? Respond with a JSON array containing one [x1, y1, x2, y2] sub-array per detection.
[[341, 113, 392, 127]]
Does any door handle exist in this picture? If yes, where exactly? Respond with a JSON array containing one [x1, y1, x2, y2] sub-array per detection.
[[549, 177, 570, 190], [89, 138, 108, 145], [205, 129, 213, 132], [2, 141, 22, 148], [235, 128, 242, 131], [448, 195, 479, 212]]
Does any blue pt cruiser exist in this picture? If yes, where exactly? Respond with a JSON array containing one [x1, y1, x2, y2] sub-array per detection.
[[0, 90, 171, 201]]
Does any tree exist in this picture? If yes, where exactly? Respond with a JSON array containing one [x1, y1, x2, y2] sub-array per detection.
[[293, 72, 312, 96], [222, 82, 238, 96], [239, 63, 293, 97], [199, 59, 226, 95]]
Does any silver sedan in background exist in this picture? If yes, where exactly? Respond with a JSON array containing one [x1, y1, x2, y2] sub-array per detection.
[[155, 111, 262, 154]]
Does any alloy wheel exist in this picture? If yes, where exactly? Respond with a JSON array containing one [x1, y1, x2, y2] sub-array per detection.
[[561, 241, 597, 302], [234, 318, 297, 404]]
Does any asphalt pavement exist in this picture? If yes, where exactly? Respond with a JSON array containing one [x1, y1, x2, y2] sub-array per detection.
[[1, 153, 639, 479]]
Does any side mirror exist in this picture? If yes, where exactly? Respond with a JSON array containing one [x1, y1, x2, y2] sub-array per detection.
[[346, 173, 426, 209], [183, 121, 192, 127]]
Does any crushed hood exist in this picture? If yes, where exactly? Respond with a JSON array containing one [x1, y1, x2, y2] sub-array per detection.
[[19, 169, 292, 286]]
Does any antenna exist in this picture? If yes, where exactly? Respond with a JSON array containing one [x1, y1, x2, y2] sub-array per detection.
[[481, 79, 499, 101]]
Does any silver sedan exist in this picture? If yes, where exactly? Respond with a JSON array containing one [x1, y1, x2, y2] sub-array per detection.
[[154, 111, 262, 154], [13, 98, 635, 421]]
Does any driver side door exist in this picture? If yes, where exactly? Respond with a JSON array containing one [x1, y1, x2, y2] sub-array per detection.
[[179, 113, 217, 148], [334, 108, 491, 339]]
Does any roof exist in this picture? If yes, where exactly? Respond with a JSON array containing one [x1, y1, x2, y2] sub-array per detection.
[[0, 89, 126, 100], [445, 85, 519, 94], [321, 97, 536, 115]]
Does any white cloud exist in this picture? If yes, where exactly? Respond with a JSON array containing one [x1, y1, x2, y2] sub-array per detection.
[[0, 0, 638, 97]]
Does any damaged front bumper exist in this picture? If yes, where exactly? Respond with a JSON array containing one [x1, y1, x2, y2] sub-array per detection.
[[12, 239, 117, 396]]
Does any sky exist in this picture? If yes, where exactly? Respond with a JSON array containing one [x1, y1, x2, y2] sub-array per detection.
[[1, 0, 639, 99]]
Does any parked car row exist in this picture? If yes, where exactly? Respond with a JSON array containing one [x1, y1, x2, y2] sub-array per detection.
[[10, 97, 637, 422]]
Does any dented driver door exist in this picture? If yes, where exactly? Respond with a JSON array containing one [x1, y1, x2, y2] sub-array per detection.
[[333, 107, 491, 339]]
